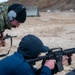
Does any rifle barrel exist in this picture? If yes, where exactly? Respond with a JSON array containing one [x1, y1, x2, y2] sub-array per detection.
[[63, 48, 75, 55]]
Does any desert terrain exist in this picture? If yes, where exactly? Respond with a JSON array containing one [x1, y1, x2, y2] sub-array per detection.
[[1, 11, 75, 75]]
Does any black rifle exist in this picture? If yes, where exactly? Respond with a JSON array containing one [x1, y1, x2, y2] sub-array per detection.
[[26, 47, 75, 72], [3, 34, 17, 47], [0, 34, 17, 57]]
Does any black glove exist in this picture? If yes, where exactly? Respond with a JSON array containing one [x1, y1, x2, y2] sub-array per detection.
[[51, 64, 59, 74]]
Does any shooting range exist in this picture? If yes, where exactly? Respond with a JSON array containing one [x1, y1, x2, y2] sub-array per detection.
[[0, 0, 75, 75]]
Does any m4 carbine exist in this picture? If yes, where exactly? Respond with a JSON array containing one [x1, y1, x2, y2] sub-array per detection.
[[26, 47, 75, 72]]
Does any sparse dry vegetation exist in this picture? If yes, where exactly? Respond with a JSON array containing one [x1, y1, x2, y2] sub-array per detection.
[[7, 0, 75, 11]]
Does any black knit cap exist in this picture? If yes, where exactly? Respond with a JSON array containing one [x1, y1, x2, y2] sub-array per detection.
[[8, 3, 26, 23]]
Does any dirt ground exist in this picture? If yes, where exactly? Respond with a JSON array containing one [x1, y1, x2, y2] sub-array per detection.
[[1, 11, 75, 75]]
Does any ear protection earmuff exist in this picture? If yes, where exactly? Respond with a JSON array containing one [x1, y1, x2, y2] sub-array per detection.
[[7, 5, 25, 21]]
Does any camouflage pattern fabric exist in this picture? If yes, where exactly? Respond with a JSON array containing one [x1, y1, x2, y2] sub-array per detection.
[[0, 4, 11, 33]]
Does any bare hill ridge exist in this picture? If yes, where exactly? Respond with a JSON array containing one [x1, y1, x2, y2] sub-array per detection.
[[7, 0, 75, 11]]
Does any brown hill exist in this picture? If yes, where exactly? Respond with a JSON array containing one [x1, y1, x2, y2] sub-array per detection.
[[7, 0, 75, 11]]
